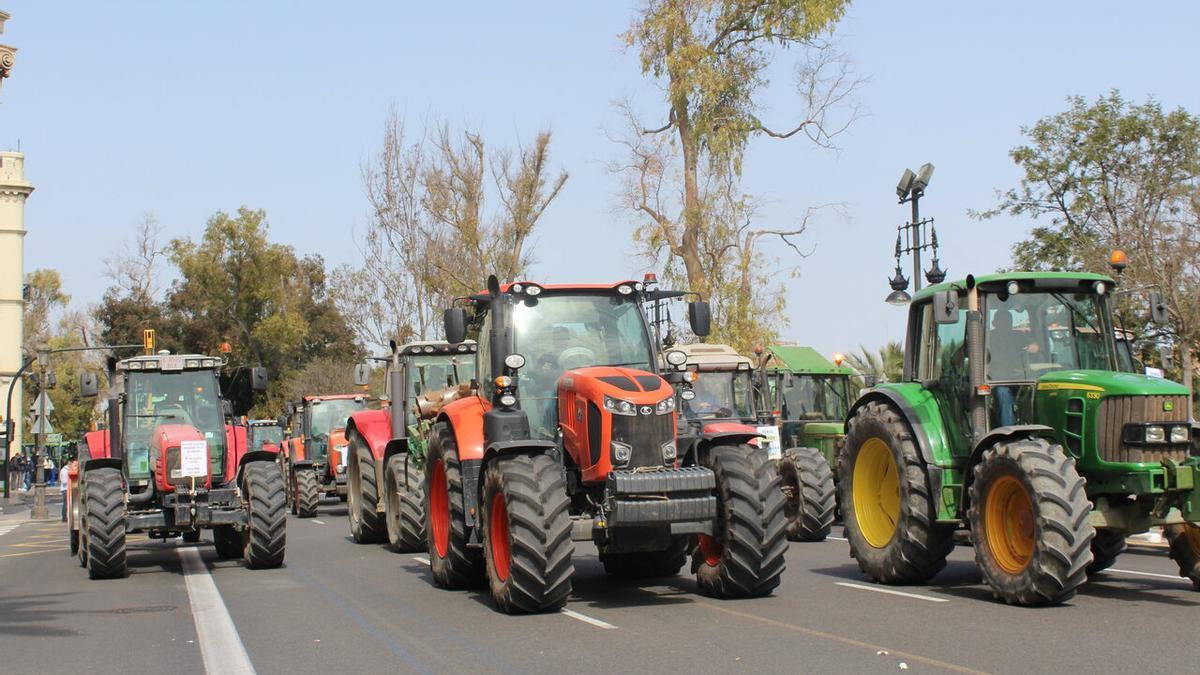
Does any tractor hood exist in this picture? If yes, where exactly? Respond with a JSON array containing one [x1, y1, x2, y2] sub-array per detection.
[[153, 423, 211, 492], [560, 366, 673, 404], [1036, 370, 1189, 398]]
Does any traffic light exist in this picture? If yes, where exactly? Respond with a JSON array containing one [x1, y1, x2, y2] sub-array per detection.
[[143, 328, 156, 355]]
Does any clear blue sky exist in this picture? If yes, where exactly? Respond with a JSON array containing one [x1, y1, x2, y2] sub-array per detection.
[[4, 1, 1199, 358]]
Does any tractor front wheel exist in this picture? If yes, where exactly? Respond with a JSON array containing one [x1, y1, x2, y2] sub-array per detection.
[[481, 454, 574, 613], [778, 446, 836, 542], [295, 469, 320, 518], [1165, 523, 1200, 589], [967, 438, 1093, 605], [425, 422, 483, 589], [694, 444, 787, 598], [1088, 529, 1127, 575], [242, 462, 286, 569], [347, 431, 385, 544], [840, 401, 954, 584], [385, 455, 426, 553], [83, 468, 128, 579]]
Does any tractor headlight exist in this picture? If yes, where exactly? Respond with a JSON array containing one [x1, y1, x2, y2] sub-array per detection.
[[611, 441, 632, 464], [604, 395, 637, 416], [665, 349, 687, 367], [499, 394, 517, 407], [1145, 425, 1166, 444], [1170, 426, 1190, 444], [504, 353, 526, 370], [680, 389, 696, 401], [661, 440, 677, 461], [186, 359, 200, 368], [655, 396, 675, 415]]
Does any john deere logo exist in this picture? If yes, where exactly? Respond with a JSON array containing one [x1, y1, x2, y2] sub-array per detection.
[[1164, 401, 1175, 412]]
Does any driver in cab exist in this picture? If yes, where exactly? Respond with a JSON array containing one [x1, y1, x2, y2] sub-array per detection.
[[987, 309, 1039, 426]]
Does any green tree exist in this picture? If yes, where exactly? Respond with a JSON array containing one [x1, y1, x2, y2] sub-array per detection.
[[977, 92, 1200, 405], [618, 0, 858, 352], [844, 341, 903, 384]]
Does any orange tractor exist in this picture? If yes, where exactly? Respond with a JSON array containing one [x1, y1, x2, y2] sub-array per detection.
[[68, 352, 283, 578], [413, 276, 786, 613], [279, 394, 367, 517], [345, 340, 477, 552]]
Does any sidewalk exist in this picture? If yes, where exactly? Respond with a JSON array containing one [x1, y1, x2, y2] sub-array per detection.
[[0, 487, 64, 519]]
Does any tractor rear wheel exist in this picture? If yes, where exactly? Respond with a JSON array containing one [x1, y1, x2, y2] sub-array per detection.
[[182, 530, 201, 544], [242, 462, 286, 569], [1088, 529, 1127, 575], [778, 446, 836, 542], [840, 401, 954, 584], [426, 422, 484, 589], [385, 455, 425, 553], [213, 525, 241, 559], [348, 432, 386, 544], [482, 454, 574, 613], [296, 469, 320, 518], [82, 468, 127, 579], [601, 537, 689, 578], [967, 438, 1093, 605], [1165, 523, 1200, 589], [693, 444, 787, 598]]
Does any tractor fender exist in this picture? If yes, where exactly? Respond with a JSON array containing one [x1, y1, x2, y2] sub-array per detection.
[[236, 450, 279, 488], [483, 440, 557, 464], [83, 457, 123, 474], [83, 430, 111, 460], [846, 386, 949, 467], [688, 426, 764, 464], [963, 425, 1057, 500], [381, 438, 411, 466], [346, 409, 392, 462], [436, 395, 490, 462]]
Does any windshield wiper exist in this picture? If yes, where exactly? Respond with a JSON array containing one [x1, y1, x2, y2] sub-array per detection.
[[1051, 292, 1102, 335]]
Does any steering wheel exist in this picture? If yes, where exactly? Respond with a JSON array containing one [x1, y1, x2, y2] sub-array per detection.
[[716, 407, 734, 418], [558, 347, 596, 371]]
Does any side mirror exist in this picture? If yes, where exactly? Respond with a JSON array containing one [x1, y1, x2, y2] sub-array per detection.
[[413, 382, 423, 396], [79, 372, 99, 398], [785, 373, 795, 389], [688, 301, 711, 338], [250, 366, 268, 392], [933, 290, 960, 325], [284, 402, 295, 417], [1150, 291, 1169, 324], [444, 308, 468, 344], [864, 375, 878, 388], [221, 400, 234, 418], [354, 363, 370, 387], [276, 416, 287, 431]]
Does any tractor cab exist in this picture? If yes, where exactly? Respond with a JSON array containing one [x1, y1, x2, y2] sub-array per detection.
[[755, 345, 855, 471], [298, 395, 368, 466], [248, 419, 284, 453], [386, 341, 478, 435]]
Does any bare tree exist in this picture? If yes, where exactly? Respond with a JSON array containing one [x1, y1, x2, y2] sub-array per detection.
[[103, 213, 166, 298]]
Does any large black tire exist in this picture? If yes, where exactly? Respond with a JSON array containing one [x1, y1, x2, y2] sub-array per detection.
[[693, 444, 788, 598], [1088, 529, 1127, 575], [481, 454, 574, 613], [601, 537, 689, 578], [213, 525, 242, 559], [348, 432, 386, 544], [385, 455, 426, 553], [967, 437, 1093, 605], [295, 469, 320, 518], [840, 401, 954, 584], [425, 422, 484, 589], [242, 462, 287, 569], [82, 468, 127, 580], [778, 446, 836, 542], [182, 530, 201, 544], [1165, 523, 1200, 589]]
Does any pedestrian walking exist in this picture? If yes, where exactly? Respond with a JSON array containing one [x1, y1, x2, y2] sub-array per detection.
[[22, 455, 31, 490], [59, 462, 70, 521], [47, 456, 55, 487]]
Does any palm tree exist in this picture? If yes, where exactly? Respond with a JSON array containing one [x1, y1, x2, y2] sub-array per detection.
[[844, 341, 904, 383]]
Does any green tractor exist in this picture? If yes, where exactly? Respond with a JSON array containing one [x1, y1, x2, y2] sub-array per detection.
[[840, 271, 1200, 605]]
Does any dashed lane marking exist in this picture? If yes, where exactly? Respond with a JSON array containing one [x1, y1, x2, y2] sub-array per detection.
[[412, 556, 430, 566], [561, 608, 617, 629], [827, 535, 848, 541], [311, 519, 326, 525], [178, 547, 256, 675], [0, 548, 60, 559], [0, 522, 22, 537], [835, 582, 949, 603], [696, 601, 985, 674], [1108, 568, 1191, 583]]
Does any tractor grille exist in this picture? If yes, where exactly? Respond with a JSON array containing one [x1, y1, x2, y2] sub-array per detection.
[[1096, 395, 1190, 464], [611, 412, 674, 469]]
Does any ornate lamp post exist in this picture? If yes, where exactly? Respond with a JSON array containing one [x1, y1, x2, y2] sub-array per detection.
[[886, 163, 946, 305]]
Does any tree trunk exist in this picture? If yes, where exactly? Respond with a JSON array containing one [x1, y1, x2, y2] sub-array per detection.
[[674, 102, 707, 299], [1183, 342, 1195, 415]]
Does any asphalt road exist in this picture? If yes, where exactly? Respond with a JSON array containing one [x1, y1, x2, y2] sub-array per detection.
[[2, 499, 1198, 675]]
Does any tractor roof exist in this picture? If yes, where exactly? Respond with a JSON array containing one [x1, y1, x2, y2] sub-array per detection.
[[116, 353, 223, 372], [763, 345, 851, 376], [248, 419, 279, 427], [397, 340, 477, 356], [676, 343, 753, 370], [471, 280, 689, 303], [912, 271, 1115, 303], [301, 394, 367, 403]]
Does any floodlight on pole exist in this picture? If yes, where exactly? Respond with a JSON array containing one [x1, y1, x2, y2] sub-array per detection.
[[896, 168, 915, 199], [913, 163, 935, 193], [887, 162, 945, 301]]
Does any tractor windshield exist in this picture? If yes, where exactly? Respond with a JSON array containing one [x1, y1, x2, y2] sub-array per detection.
[[308, 398, 365, 438], [781, 374, 849, 422], [513, 292, 655, 438], [405, 355, 476, 426], [985, 291, 1115, 382], [249, 425, 283, 450], [124, 370, 226, 479], [682, 371, 754, 421]]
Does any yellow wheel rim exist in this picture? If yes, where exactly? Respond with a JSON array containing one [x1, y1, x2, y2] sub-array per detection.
[[985, 475, 1035, 574], [852, 438, 901, 548]]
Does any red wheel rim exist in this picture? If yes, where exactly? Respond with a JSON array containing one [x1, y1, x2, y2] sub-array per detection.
[[490, 491, 511, 582], [429, 459, 450, 557], [698, 533, 723, 567]]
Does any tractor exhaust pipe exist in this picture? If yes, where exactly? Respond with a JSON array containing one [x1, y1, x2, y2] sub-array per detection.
[[107, 397, 123, 463], [965, 275, 988, 441]]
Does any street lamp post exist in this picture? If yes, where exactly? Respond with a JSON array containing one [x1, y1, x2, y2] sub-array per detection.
[[886, 163, 946, 305], [29, 346, 48, 518]]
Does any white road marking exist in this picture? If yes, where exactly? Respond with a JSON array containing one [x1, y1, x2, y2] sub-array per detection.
[[311, 519, 326, 525], [412, 556, 430, 566], [561, 608, 618, 629], [827, 536, 848, 541], [1108, 568, 1191, 583], [0, 522, 21, 537], [178, 547, 257, 675], [835, 582, 949, 603]]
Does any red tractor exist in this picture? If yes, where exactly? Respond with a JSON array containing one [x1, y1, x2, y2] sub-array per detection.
[[416, 277, 786, 614], [345, 340, 477, 552], [279, 394, 367, 517], [247, 419, 284, 454], [69, 352, 284, 579]]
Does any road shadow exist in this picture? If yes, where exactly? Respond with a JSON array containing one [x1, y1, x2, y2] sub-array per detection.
[[0, 593, 83, 637]]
